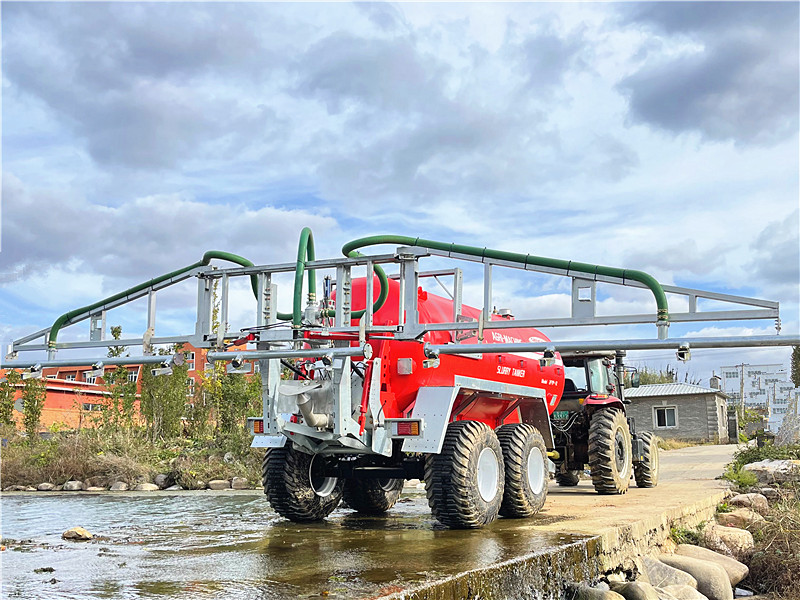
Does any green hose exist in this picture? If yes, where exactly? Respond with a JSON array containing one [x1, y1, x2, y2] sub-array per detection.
[[277, 227, 316, 326], [47, 251, 258, 349], [341, 235, 670, 322]]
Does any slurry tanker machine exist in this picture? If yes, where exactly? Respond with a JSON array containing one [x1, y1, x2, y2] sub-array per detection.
[[5, 230, 798, 528]]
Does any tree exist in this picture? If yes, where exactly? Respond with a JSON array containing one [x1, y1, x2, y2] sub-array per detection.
[[0, 370, 21, 426], [102, 366, 138, 429], [791, 346, 800, 388], [21, 376, 46, 440], [107, 325, 128, 358], [139, 345, 189, 441]]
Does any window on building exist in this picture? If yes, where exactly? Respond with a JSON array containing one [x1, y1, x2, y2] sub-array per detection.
[[64, 374, 76, 381], [46, 375, 57, 379], [204, 362, 212, 372], [187, 378, 195, 397], [654, 406, 677, 428], [82, 403, 103, 412], [128, 370, 138, 383], [84, 374, 97, 384], [186, 352, 195, 371]]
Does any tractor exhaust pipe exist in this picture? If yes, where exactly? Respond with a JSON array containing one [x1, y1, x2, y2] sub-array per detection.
[[296, 392, 333, 429]]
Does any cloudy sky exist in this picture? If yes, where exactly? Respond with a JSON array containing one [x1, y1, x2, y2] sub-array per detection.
[[2, 1, 798, 380]]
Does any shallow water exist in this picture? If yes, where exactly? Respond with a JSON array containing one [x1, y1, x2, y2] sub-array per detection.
[[1, 489, 586, 599]]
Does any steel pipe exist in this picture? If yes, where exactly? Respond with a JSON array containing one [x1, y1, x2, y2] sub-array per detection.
[[207, 344, 372, 363]]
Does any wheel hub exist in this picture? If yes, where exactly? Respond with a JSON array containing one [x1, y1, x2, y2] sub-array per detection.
[[476, 447, 499, 502], [309, 455, 337, 498], [614, 429, 629, 478], [527, 447, 545, 495]]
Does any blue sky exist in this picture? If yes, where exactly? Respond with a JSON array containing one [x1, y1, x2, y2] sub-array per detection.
[[1, 2, 798, 380]]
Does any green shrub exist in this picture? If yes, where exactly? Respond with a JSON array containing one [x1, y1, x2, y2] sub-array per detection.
[[722, 463, 759, 490]]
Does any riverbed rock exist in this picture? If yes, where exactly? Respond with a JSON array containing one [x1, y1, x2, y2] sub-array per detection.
[[24, 486, 37, 491], [566, 583, 625, 600], [660, 585, 709, 600], [609, 580, 661, 600], [727, 493, 768, 515], [658, 555, 733, 600], [62, 481, 83, 491], [700, 524, 754, 562], [109, 482, 128, 491], [153, 474, 169, 489], [62, 527, 92, 541], [83, 476, 107, 488], [675, 545, 748, 586], [133, 483, 159, 491], [37, 483, 55, 491], [164, 484, 183, 491], [742, 459, 800, 484], [716, 508, 764, 529], [231, 477, 248, 490], [195, 481, 207, 490], [207, 479, 231, 490], [757, 487, 779, 501], [641, 557, 698, 589], [84, 486, 107, 492]]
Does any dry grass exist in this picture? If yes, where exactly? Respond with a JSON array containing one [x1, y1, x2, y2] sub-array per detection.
[[657, 438, 708, 451]]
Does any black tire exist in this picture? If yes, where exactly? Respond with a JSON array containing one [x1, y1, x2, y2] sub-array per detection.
[[496, 424, 549, 518], [342, 478, 404, 514], [262, 445, 343, 522], [555, 469, 581, 487], [634, 432, 659, 488], [588, 409, 632, 495], [424, 421, 505, 529]]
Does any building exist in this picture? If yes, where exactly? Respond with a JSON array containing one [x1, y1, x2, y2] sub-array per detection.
[[624, 383, 730, 443], [720, 364, 799, 433], [2, 343, 256, 431]]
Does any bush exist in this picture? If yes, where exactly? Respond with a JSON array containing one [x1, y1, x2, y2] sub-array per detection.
[[670, 522, 706, 546], [730, 443, 800, 470], [722, 463, 759, 490]]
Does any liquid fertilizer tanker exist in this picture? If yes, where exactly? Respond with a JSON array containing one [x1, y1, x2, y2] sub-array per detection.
[[5, 229, 795, 529]]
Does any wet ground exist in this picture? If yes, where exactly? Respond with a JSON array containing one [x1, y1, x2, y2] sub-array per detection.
[[1, 488, 586, 599]]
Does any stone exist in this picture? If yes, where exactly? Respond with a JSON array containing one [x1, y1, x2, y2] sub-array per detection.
[[567, 583, 626, 600], [675, 545, 748, 586], [83, 476, 107, 488], [207, 479, 231, 490], [164, 485, 183, 491], [741, 459, 800, 484], [153, 474, 169, 489], [660, 585, 709, 600], [758, 487, 778, 501], [195, 481, 207, 490], [609, 581, 661, 600], [53, 485, 63, 491], [62, 481, 83, 491], [641, 557, 698, 589], [223, 452, 235, 463], [231, 477, 248, 490], [727, 493, 768, 515], [700, 524, 755, 562], [109, 482, 128, 491], [84, 487, 106, 492], [62, 527, 92, 541], [133, 483, 159, 491], [37, 483, 55, 491], [658, 554, 733, 600], [2, 486, 14, 492], [716, 509, 764, 529], [24, 486, 37, 491]]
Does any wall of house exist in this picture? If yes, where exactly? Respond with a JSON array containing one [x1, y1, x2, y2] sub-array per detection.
[[626, 393, 728, 442]]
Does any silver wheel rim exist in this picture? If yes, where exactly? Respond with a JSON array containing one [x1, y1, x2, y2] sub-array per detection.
[[309, 455, 337, 498], [527, 447, 545, 495], [477, 447, 499, 502]]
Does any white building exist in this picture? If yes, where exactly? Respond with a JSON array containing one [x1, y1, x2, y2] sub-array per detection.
[[720, 363, 798, 432]]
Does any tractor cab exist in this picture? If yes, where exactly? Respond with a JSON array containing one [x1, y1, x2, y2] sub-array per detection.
[[553, 352, 621, 416]]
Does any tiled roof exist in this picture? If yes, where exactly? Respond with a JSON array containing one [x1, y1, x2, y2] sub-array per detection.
[[624, 383, 728, 398]]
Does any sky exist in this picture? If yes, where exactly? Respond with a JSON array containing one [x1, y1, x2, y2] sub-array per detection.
[[1, 1, 798, 383]]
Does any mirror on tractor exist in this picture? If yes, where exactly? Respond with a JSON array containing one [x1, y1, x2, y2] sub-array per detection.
[[631, 371, 641, 388]]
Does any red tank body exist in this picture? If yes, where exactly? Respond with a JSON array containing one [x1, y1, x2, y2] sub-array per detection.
[[337, 277, 566, 430]]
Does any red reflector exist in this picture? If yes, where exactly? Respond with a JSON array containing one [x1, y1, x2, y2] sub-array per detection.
[[396, 421, 419, 436], [253, 420, 264, 433]]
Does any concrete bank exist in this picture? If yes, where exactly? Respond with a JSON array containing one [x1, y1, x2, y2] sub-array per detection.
[[387, 444, 737, 600]]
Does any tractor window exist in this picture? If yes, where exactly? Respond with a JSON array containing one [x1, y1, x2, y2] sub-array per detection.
[[564, 365, 588, 393], [587, 359, 609, 393]]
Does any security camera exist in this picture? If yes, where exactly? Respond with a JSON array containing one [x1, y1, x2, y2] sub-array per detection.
[[676, 344, 691, 362], [539, 347, 556, 368]]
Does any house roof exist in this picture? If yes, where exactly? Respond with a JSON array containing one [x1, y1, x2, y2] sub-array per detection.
[[625, 383, 728, 398]]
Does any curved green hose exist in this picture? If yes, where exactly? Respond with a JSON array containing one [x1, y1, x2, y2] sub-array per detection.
[[48, 251, 257, 348], [277, 227, 317, 326], [342, 235, 670, 322]]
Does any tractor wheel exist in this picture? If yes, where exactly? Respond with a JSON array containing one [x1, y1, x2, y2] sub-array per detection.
[[588, 409, 633, 495], [342, 478, 404, 514], [634, 432, 659, 488], [424, 420, 505, 529], [262, 445, 343, 522], [555, 469, 581, 487], [496, 423, 548, 518]]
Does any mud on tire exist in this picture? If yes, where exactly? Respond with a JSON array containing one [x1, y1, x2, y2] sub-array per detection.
[[424, 421, 505, 529], [262, 445, 343, 522], [496, 423, 549, 518], [343, 478, 404, 514], [588, 409, 632, 495], [555, 469, 581, 487], [634, 431, 659, 488]]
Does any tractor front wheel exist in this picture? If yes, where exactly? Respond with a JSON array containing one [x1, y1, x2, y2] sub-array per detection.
[[262, 445, 343, 522], [425, 421, 505, 529], [496, 423, 549, 518], [555, 469, 581, 487], [343, 478, 404, 514], [588, 409, 632, 495], [634, 432, 659, 488]]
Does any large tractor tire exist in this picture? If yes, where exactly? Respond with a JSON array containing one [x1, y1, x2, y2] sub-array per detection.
[[555, 469, 581, 487], [425, 420, 505, 529], [496, 423, 549, 518], [588, 409, 633, 495], [342, 478, 404, 514], [262, 445, 343, 522], [634, 432, 659, 488]]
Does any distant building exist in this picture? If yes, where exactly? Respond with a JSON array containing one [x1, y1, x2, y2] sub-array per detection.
[[624, 383, 730, 443], [720, 364, 799, 432]]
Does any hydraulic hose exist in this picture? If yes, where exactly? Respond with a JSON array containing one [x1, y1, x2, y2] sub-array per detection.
[[341, 235, 670, 323], [47, 251, 258, 349]]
